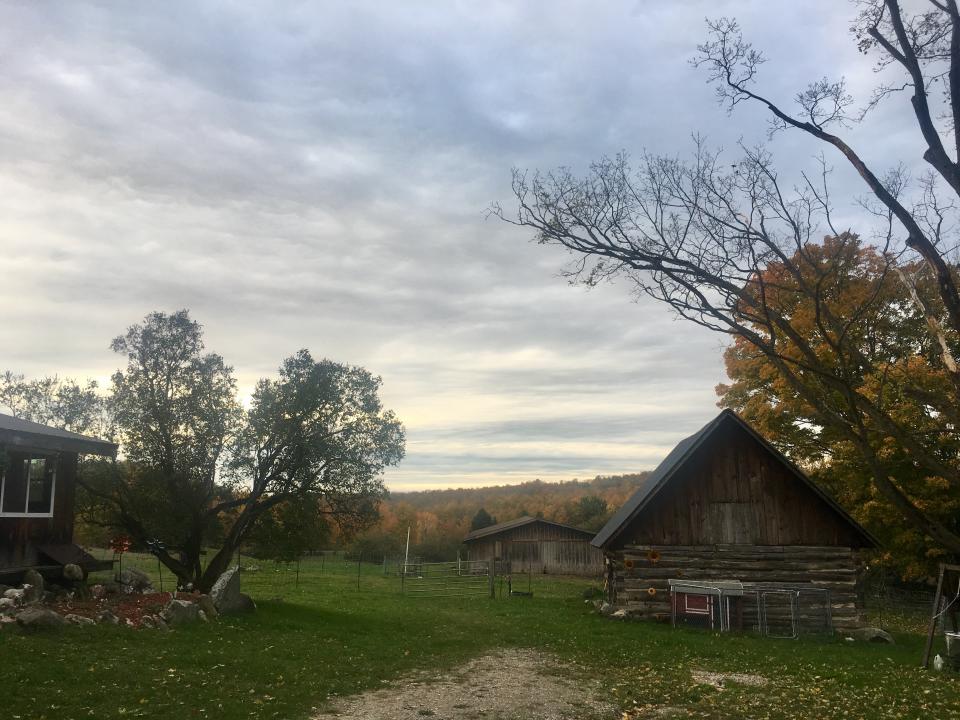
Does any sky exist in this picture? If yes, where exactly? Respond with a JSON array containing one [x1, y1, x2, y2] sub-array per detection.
[[0, 1, 930, 490]]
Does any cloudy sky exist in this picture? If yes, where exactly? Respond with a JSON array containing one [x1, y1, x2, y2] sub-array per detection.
[[0, 1, 926, 490]]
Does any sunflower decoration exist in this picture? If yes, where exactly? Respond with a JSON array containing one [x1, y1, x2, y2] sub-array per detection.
[[623, 558, 635, 569], [646, 549, 661, 564], [647, 586, 657, 597]]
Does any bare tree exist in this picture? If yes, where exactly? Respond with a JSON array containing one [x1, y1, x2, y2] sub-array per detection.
[[495, 3, 960, 556]]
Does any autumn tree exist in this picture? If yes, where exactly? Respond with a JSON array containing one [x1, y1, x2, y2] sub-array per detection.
[[499, 2, 960, 561], [717, 236, 960, 576]]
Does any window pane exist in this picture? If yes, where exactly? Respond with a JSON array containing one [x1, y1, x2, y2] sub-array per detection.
[[1, 458, 27, 513], [26, 457, 54, 514]]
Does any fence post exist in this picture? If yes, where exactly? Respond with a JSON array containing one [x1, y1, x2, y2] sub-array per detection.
[[488, 560, 495, 599], [922, 563, 947, 668]]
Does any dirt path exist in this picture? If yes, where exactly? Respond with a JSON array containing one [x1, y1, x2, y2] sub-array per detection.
[[313, 648, 617, 720]]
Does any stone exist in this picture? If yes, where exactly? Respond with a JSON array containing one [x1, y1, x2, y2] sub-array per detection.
[[90, 584, 106, 599], [23, 569, 45, 600], [846, 627, 894, 644], [233, 593, 256, 614], [16, 607, 65, 630], [210, 567, 256, 614], [160, 599, 200, 626], [96, 609, 120, 625], [198, 609, 209, 622], [64, 613, 95, 626], [141, 615, 156, 629], [118, 567, 154, 593], [196, 594, 218, 620], [63, 563, 84, 582], [0, 597, 16, 613], [3, 587, 25, 604], [599, 602, 613, 616], [210, 566, 241, 612], [155, 616, 170, 632], [611, 609, 629, 620]]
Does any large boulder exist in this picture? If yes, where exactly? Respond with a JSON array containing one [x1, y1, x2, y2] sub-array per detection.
[[196, 594, 218, 620], [16, 607, 65, 630], [119, 567, 154, 594], [210, 566, 254, 614], [210, 566, 239, 609], [846, 627, 895, 644], [96, 609, 120, 625], [63, 563, 84, 582], [160, 599, 200, 627], [23, 569, 44, 602]]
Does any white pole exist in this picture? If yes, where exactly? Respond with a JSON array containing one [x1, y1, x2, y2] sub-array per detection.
[[403, 526, 411, 575]]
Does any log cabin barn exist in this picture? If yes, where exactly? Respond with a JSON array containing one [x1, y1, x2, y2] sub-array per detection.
[[592, 410, 877, 631], [0, 412, 116, 582], [463, 516, 604, 576]]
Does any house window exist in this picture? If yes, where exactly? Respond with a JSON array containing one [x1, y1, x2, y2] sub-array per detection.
[[0, 454, 56, 517]]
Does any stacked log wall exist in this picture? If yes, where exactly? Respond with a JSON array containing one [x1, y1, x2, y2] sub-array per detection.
[[608, 544, 864, 630]]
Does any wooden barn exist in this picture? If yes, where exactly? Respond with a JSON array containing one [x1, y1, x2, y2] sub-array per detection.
[[464, 516, 604, 576], [592, 410, 877, 630], [0, 412, 116, 581]]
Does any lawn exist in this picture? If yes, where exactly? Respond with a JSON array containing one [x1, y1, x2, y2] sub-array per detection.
[[2, 553, 958, 719]]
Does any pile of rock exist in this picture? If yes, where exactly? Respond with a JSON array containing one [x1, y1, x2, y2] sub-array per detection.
[[0, 565, 254, 633]]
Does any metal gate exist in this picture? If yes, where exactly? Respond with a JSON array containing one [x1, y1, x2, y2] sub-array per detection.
[[401, 560, 493, 598]]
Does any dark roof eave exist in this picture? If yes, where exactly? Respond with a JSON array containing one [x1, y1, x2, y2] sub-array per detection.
[[0, 428, 117, 456], [463, 516, 595, 543]]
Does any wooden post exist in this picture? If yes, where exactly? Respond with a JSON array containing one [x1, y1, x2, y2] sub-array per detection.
[[922, 564, 947, 668], [488, 560, 495, 599], [357, 552, 362, 591]]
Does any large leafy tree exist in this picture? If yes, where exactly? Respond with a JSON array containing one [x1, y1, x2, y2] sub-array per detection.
[[77, 311, 404, 591], [500, 2, 960, 562]]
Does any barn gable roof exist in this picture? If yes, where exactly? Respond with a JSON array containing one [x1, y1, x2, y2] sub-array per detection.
[[591, 409, 877, 549], [463, 516, 594, 542], [0, 412, 117, 456]]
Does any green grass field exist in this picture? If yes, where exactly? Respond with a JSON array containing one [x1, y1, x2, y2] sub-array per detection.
[[2, 553, 958, 719]]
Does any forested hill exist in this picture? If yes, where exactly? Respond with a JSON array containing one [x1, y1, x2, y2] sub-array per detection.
[[349, 473, 650, 560]]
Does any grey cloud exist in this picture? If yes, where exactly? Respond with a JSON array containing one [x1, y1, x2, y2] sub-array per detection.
[[0, 0, 913, 489]]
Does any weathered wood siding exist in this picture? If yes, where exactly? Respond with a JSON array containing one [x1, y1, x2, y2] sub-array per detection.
[[608, 544, 863, 630], [0, 451, 77, 570], [602, 418, 869, 629], [615, 421, 865, 548], [466, 521, 604, 576]]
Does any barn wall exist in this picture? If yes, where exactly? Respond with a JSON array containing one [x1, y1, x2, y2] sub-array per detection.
[[617, 422, 866, 548], [608, 544, 864, 630], [465, 522, 604, 576], [0, 451, 77, 570]]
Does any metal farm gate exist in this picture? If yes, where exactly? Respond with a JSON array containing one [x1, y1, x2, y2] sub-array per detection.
[[401, 559, 493, 598]]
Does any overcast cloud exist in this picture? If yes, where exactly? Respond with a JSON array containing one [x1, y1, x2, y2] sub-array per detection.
[[0, 1, 928, 489]]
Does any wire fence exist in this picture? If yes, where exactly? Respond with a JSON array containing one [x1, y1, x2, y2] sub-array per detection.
[[400, 559, 492, 598]]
